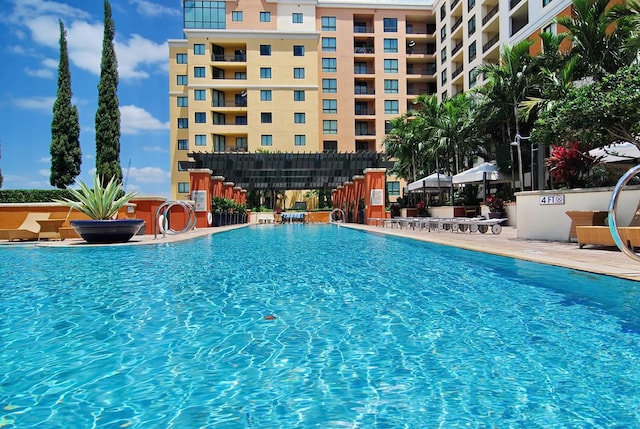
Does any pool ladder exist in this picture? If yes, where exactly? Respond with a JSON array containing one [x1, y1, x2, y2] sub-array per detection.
[[609, 164, 640, 262], [329, 208, 346, 224], [154, 201, 197, 239]]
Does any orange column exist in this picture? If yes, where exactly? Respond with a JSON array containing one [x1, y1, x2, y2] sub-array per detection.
[[332, 189, 337, 207], [189, 168, 213, 228], [233, 186, 242, 203], [239, 190, 247, 205], [336, 186, 344, 210], [364, 168, 386, 224], [222, 182, 235, 199], [353, 175, 365, 223], [211, 176, 224, 197], [344, 181, 354, 221]]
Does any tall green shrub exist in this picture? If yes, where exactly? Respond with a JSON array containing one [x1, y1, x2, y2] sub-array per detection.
[[95, 0, 122, 187], [50, 20, 81, 189]]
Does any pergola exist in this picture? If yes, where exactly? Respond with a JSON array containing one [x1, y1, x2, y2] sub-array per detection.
[[183, 151, 394, 191]]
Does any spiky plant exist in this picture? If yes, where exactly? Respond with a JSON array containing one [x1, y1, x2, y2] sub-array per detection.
[[54, 175, 137, 220]]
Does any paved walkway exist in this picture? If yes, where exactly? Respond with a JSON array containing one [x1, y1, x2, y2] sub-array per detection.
[[7, 222, 639, 282]]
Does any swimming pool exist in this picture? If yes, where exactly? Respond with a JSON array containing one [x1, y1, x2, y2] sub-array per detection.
[[1, 224, 639, 428]]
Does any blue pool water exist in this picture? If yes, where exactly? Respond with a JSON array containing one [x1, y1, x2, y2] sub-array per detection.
[[1, 224, 640, 428]]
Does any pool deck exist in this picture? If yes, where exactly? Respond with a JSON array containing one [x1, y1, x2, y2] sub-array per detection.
[[4, 222, 639, 282]]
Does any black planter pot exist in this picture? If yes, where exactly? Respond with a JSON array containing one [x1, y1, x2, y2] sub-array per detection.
[[488, 211, 506, 219], [213, 213, 222, 227], [70, 219, 145, 244]]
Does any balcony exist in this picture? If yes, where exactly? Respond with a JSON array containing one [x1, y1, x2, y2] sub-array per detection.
[[483, 34, 499, 52], [354, 46, 375, 54], [211, 53, 246, 62], [451, 40, 463, 55], [510, 0, 523, 9], [451, 0, 462, 10], [452, 65, 464, 79], [355, 108, 375, 116], [354, 87, 375, 95], [482, 5, 499, 25], [451, 16, 463, 32]]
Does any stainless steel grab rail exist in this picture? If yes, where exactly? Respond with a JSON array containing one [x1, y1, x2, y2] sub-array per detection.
[[154, 201, 197, 239], [608, 164, 640, 262]]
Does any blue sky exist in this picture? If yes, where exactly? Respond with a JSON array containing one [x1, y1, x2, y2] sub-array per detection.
[[0, 0, 184, 197]]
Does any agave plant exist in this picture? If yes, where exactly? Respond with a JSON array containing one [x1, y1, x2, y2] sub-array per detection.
[[55, 175, 137, 220]]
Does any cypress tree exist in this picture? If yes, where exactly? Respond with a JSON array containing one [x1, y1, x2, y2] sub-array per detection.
[[50, 20, 81, 189], [95, 0, 122, 186]]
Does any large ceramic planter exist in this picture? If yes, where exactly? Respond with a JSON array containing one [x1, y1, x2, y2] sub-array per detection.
[[70, 219, 145, 244]]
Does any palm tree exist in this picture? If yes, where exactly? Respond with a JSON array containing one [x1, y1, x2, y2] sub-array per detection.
[[556, 0, 636, 80]]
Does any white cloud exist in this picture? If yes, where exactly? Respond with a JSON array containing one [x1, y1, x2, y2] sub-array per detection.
[[5, 0, 169, 81], [14, 96, 55, 111], [120, 105, 169, 135], [129, 0, 181, 17], [126, 166, 170, 184], [25, 67, 55, 78], [143, 145, 168, 153], [39, 169, 50, 177]]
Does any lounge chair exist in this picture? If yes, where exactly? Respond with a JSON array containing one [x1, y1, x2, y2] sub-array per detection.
[[0, 212, 51, 241], [576, 204, 640, 249]]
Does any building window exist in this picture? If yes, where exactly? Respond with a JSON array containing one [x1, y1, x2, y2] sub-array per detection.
[[383, 18, 398, 32], [384, 100, 399, 114], [183, 0, 226, 29], [195, 134, 207, 146], [260, 45, 271, 55], [176, 53, 187, 63], [213, 135, 226, 152], [294, 135, 306, 146], [385, 120, 392, 134], [322, 78, 337, 93], [469, 41, 477, 60], [293, 45, 305, 56], [323, 140, 338, 151], [177, 96, 188, 107], [468, 0, 476, 10], [178, 182, 189, 193], [384, 79, 399, 93], [260, 67, 272, 78], [384, 38, 398, 53], [383, 59, 398, 73], [441, 69, 448, 84], [194, 112, 206, 123], [441, 25, 447, 41], [260, 90, 272, 101], [177, 75, 187, 85], [194, 89, 206, 100], [260, 11, 271, 22], [321, 16, 336, 31], [440, 4, 446, 20], [293, 68, 305, 79], [468, 16, 476, 36], [261, 112, 272, 123], [441, 47, 447, 64], [323, 120, 338, 134], [543, 23, 556, 34], [178, 139, 188, 150], [232, 11, 243, 21], [322, 37, 337, 52], [193, 44, 205, 55], [235, 71, 246, 80], [294, 90, 305, 101], [323, 99, 337, 113], [294, 112, 306, 123], [235, 137, 247, 150], [387, 181, 400, 196], [261, 135, 273, 146], [235, 115, 247, 125], [194, 66, 205, 78], [469, 67, 478, 87], [177, 118, 188, 128], [292, 13, 303, 23], [322, 58, 337, 72], [543, 0, 553, 6]]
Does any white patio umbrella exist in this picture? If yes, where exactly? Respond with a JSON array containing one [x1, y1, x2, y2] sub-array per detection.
[[588, 143, 640, 163], [407, 172, 452, 191], [452, 162, 510, 184]]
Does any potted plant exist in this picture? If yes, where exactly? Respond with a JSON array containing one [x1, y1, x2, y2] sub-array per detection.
[[485, 194, 505, 219], [54, 175, 143, 243]]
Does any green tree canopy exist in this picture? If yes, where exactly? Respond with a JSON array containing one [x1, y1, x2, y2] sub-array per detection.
[[50, 20, 81, 189]]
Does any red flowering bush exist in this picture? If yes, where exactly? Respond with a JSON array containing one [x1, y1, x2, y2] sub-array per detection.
[[545, 142, 594, 188], [485, 195, 504, 213], [416, 201, 428, 216]]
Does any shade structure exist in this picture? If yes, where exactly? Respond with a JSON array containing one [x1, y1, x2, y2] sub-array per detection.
[[407, 172, 452, 191], [588, 143, 640, 163], [452, 162, 510, 184]]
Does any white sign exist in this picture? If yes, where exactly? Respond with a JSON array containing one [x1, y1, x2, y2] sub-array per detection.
[[370, 189, 384, 206], [540, 195, 565, 205], [192, 190, 207, 212]]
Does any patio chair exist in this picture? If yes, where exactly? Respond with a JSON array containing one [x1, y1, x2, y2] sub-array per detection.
[[576, 202, 640, 249], [0, 212, 51, 241]]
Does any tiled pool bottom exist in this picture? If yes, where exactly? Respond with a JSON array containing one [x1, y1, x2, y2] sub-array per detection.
[[1, 225, 639, 428]]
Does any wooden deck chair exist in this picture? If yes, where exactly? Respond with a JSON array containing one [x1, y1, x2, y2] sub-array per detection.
[[576, 200, 640, 249], [1, 213, 51, 241]]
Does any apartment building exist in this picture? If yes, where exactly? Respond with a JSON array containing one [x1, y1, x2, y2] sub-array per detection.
[[168, 0, 435, 199], [434, 0, 572, 98]]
